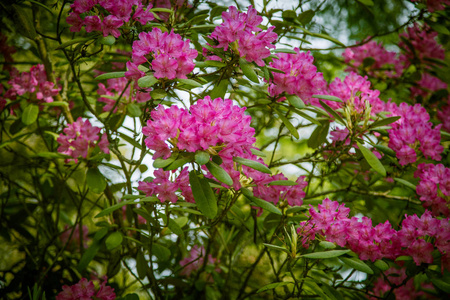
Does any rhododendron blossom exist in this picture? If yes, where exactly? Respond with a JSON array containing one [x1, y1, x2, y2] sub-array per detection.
[[56, 278, 115, 300], [179, 245, 219, 277], [415, 163, 450, 216], [208, 6, 277, 66], [410, 72, 447, 99], [57, 117, 109, 161]]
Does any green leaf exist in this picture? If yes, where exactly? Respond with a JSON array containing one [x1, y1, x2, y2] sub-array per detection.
[[177, 78, 203, 88], [394, 178, 416, 191], [34, 152, 70, 159], [195, 151, 210, 165], [150, 89, 167, 99], [268, 180, 298, 186], [105, 231, 123, 250], [273, 107, 299, 139], [99, 35, 116, 45], [319, 100, 346, 126], [251, 148, 266, 157], [210, 79, 228, 99], [138, 75, 158, 88], [152, 243, 171, 261], [370, 116, 401, 128], [127, 103, 142, 117], [164, 157, 191, 170], [86, 168, 106, 193], [356, 0, 374, 6], [94, 227, 108, 241], [29, 0, 53, 14], [136, 251, 147, 279], [95, 199, 133, 218], [291, 108, 322, 126], [41, 101, 69, 107], [122, 293, 140, 300], [302, 249, 350, 259], [339, 256, 374, 274], [299, 27, 345, 47], [244, 193, 282, 215], [321, 283, 343, 300], [233, 157, 271, 174], [153, 155, 177, 169], [373, 144, 396, 157], [77, 241, 100, 271], [312, 94, 343, 102], [297, 10, 315, 26], [286, 95, 305, 109], [256, 281, 293, 293], [307, 122, 330, 149], [239, 58, 259, 83], [356, 142, 386, 177], [303, 281, 330, 300], [56, 37, 95, 50], [374, 260, 389, 271], [22, 104, 39, 125], [205, 161, 233, 186], [11, 4, 36, 40], [196, 60, 226, 68], [168, 218, 184, 237], [263, 243, 290, 254], [119, 132, 142, 149], [319, 241, 336, 249], [431, 278, 450, 293], [95, 72, 126, 81], [189, 171, 217, 219]]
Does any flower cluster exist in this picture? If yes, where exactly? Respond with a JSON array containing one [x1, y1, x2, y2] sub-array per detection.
[[67, 0, 154, 37], [128, 28, 198, 80], [97, 76, 151, 112], [3, 65, 60, 104], [410, 72, 448, 100], [437, 97, 450, 132], [399, 23, 445, 69], [370, 267, 435, 300], [179, 245, 219, 277], [267, 49, 327, 103], [57, 117, 109, 162], [56, 278, 115, 300], [411, 0, 450, 12], [342, 41, 403, 78], [387, 102, 443, 165], [60, 224, 90, 249], [208, 6, 277, 66], [253, 174, 308, 207], [415, 163, 450, 216], [138, 167, 193, 204], [300, 199, 450, 267]]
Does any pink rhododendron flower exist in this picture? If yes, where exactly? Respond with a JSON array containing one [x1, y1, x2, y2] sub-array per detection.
[[56, 278, 116, 300], [411, 0, 450, 12], [415, 163, 450, 216]]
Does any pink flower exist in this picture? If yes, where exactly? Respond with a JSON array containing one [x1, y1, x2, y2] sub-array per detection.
[[84, 15, 102, 33], [133, 3, 155, 25], [152, 54, 178, 79], [66, 12, 84, 32], [36, 81, 60, 103], [70, 0, 96, 14], [124, 61, 145, 81], [102, 15, 123, 38]]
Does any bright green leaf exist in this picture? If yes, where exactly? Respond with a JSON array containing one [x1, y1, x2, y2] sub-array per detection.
[[339, 256, 374, 274], [95, 72, 126, 81], [205, 161, 233, 186], [195, 151, 210, 165], [105, 231, 123, 250], [22, 105, 39, 125], [256, 281, 293, 293], [239, 58, 259, 83], [302, 249, 350, 259], [233, 157, 271, 174], [286, 95, 305, 109], [356, 142, 386, 177], [86, 168, 106, 193], [138, 75, 158, 88], [312, 94, 343, 103]]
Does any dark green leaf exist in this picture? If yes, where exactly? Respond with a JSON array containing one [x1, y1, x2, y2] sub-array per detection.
[[307, 122, 330, 149], [256, 281, 293, 293], [164, 157, 191, 170], [189, 171, 217, 219], [303, 281, 330, 299], [431, 278, 450, 293], [245, 194, 282, 215], [339, 256, 374, 274], [205, 161, 233, 186], [356, 0, 374, 6], [370, 116, 401, 128], [150, 89, 167, 99], [95, 72, 126, 81], [302, 249, 350, 259], [168, 218, 184, 237], [177, 78, 203, 88], [127, 103, 142, 117], [210, 79, 228, 99], [22, 104, 39, 125], [319, 241, 336, 249], [86, 168, 106, 193], [94, 227, 108, 241], [239, 58, 259, 83], [394, 178, 416, 191], [78, 241, 100, 271], [56, 37, 95, 50], [105, 231, 123, 250], [268, 180, 298, 186], [373, 144, 395, 157], [152, 243, 171, 261], [356, 142, 386, 177], [263, 243, 290, 254], [319, 100, 346, 126], [119, 132, 142, 149], [136, 251, 147, 279], [153, 155, 177, 169], [233, 157, 271, 174], [297, 10, 315, 26]]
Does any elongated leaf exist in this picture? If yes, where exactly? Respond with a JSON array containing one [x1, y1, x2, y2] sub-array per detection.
[[41, 101, 69, 107], [268, 180, 298, 186], [273, 107, 299, 139], [138, 75, 158, 88], [11, 4, 36, 40], [339, 256, 374, 274], [356, 142, 386, 176], [86, 168, 106, 193], [256, 282, 293, 293], [164, 157, 191, 170], [195, 60, 226, 68], [205, 161, 233, 186], [374, 260, 389, 271], [233, 157, 271, 174], [210, 78, 228, 99], [356, 0, 374, 6], [168, 218, 184, 237], [239, 58, 259, 83], [394, 178, 416, 191], [189, 171, 217, 219], [153, 155, 177, 168], [78, 241, 100, 271], [22, 104, 39, 125], [319, 241, 337, 249], [319, 100, 346, 126], [263, 243, 290, 254], [307, 122, 330, 149], [56, 37, 95, 50], [136, 251, 147, 279], [251, 148, 266, 157], [95, 72, 126, 81], [370, 116, 401, 128], [303, 281, 330, 300], [302, 249, 350, 259], [34, 152, 71, 159], [431, 278, 450, 293], [312, 94, 343, 102], [321, 283, 343, 300], [150, 89, 167, 99], [152, 243, 170, 261], [29, 0, 53, 14], [195, 151, 210, 165], [105, 231, 123, 250], [119, 132, 142, 149], [246, 195, 282, 215], [127, 103, 142, 117], [95, 200, 132, 218], [286, 95, 305, 109], [373, 144, 396, 157], [291, 108, 322, 126], [99, 35, 115, 45], [177, 78, 203, 88]]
